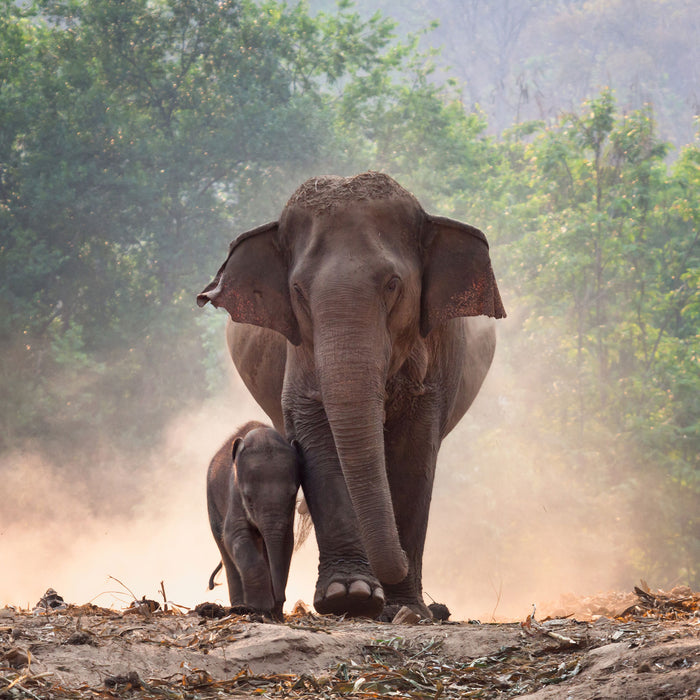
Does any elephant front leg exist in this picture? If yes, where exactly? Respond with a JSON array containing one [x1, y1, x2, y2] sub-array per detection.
[[227, 527, 275, 614], [381, 412, 440, 620], [289, 401, 385, 618]]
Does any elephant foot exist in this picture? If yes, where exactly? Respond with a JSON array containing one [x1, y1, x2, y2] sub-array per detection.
[[314, 559, 385, 618], [314, 579, 385, 618], [379, 584, 432, 622], [271, 602, 285, 622], [229, 604, 278, 621], [378, 601, 432, 623]]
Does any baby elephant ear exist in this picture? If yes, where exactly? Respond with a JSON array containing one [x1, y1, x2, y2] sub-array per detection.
[[197, 222, 301, 346], [421, 215, 506, 337], [231, 437, 244, 463]]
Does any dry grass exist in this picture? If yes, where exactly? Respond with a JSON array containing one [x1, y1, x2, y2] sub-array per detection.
[[285, 172, 420, 214], [1, 586, 699, 699]]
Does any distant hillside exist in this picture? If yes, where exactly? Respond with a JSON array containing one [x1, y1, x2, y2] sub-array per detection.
[[310, 0, 699, 150]]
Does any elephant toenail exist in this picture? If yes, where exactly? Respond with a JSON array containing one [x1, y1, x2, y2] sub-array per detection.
[[348, 580, 371, 598], [373, 587, 385, 603], [326, 582, 347, 600]]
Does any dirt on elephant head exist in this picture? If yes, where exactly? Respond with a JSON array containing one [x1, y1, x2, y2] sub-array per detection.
[[285, 171, 421, 214]]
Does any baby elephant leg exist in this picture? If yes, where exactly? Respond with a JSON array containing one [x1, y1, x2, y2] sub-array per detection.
[[216, 543, 245, 608], [230, 531, 274, 614]]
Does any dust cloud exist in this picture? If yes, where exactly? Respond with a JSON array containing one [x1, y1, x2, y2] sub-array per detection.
[[2, 314, 638, 620], [423, 313, 638, 621], [0, 359, 317, 613]]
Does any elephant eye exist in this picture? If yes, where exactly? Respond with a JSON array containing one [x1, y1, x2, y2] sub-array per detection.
[[292, 283, 307, 305], [385, 276, 401, 293]]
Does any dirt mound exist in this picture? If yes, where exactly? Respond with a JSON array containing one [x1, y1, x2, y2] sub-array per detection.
[[1, 587, 699, 698], [286, 171, 420, 214]]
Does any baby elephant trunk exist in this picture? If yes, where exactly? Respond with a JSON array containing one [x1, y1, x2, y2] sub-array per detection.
[[263, 521, 295, 618]]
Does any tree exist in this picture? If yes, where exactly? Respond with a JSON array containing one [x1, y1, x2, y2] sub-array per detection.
[[0, 0, 404, 455], [490, 92, 700, 584]]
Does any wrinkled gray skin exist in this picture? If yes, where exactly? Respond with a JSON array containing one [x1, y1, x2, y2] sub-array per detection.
[[198, 172, 505, 619], [206, 421, 301, 619]]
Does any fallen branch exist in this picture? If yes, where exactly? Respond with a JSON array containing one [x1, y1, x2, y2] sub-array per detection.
[[0, 673, 44, 700], [521, 607, 579, 647]]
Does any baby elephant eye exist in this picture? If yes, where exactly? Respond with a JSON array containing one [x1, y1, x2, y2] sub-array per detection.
[[293, 283, 306, 302]]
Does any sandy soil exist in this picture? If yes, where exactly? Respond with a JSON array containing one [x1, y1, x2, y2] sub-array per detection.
[[1, 589, 699, 699]]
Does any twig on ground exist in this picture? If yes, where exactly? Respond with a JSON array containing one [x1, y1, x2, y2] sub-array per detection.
[[0, 673, 45, 700], [160, 581, 168, 612], [521, 606, 579, 647], [108, 576, 151, 619]]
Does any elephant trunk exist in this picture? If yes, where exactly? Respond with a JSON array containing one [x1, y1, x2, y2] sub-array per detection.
[[263, 523, 294, 611], [315, 320, 409, 585]]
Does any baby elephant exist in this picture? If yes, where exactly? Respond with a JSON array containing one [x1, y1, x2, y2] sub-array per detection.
[[207, 421, 301, 619]]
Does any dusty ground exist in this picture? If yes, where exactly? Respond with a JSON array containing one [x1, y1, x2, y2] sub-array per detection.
[[1, 588, 699, 699]]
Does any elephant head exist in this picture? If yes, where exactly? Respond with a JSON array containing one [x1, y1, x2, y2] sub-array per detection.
[[198, 172, 505, 587]]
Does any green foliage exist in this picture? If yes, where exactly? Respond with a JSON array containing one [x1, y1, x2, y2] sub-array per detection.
[[488, 92, 700, 584], [0, 0, 407, 455]]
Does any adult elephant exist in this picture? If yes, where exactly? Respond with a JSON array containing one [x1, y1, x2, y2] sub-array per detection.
[[198, 172, 505, 619]]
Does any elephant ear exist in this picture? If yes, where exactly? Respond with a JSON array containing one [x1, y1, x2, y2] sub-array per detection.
[[197, 222, 301, 345], [420, 215, 506, 337]]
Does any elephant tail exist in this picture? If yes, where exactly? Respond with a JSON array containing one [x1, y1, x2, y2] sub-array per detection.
[[294, 497, 313, 552], [208, 561, 223, 590]]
